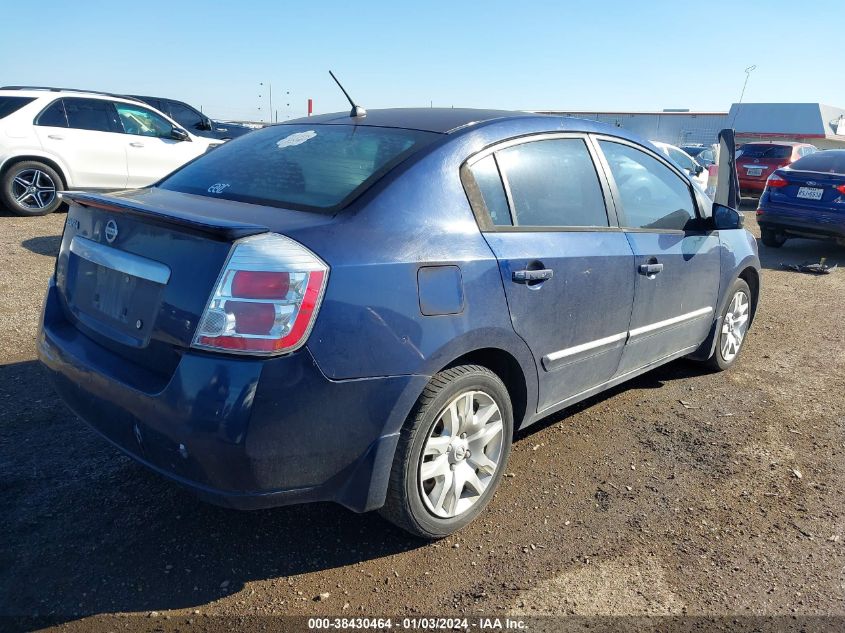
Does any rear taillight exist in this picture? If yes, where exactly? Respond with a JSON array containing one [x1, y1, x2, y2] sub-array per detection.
[[836, 185, 845, 195], [765, 173, 789, 188], [192, 233, 328, 355]]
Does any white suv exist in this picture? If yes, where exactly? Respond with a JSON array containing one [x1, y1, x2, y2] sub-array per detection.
[[0, 87, 221, 216]]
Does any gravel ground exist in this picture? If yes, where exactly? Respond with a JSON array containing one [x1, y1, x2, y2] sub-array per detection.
[[1, 205, 843, 631]]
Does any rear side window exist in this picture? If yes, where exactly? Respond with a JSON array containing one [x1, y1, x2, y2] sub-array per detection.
[[599, 141, 696, 231], [160, 124, 438, 211], [789, 151, 845, 175], [0, 96, 35, 119], [35, 99, 68, 127], [738, 144, 792, 159], [468, 155, 511, 226], [494, 139, 609, 227], [63, 98, 122, 133]]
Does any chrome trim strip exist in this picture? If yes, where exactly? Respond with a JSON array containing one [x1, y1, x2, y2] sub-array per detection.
[[544, 331, 627, 364], [70, 235, 171, 284], [628, 307, 713, 338]]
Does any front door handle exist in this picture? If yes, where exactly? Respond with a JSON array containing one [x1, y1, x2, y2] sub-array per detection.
[[129, 142, 145, 148], [638, 263, 664, 276], [47, 134, 64, 140], [512, 268, 554, 283]]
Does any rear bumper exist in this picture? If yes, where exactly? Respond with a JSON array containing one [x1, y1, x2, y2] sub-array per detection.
[[757, 208, 845, 241], [38, 280, 427, 512], [739, 179, 767, 195]]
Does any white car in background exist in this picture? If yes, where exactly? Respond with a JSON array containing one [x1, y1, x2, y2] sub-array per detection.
[[0, 87, 221, 216], [651, 140, 708, 192]]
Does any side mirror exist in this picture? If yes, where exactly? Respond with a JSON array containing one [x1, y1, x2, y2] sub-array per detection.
[[712, 203, 744, 230], [200, 117, 213, 131], [170, 127, 190, 142], [693, 163, 704, 176]]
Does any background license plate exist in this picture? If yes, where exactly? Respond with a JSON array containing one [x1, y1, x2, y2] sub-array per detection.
[[797, 187, 823, 200], [746, 168, 763, 176]]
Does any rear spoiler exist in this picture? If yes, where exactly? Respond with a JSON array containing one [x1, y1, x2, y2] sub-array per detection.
[[61, 192, 268, 241]]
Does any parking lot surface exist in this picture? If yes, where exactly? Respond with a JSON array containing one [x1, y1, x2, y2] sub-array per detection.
[[1, 206, 843, 630]]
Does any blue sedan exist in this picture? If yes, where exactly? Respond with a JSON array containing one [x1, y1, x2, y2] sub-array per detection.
[[757, 149, 845, 247], [38, 109, 760, 537]]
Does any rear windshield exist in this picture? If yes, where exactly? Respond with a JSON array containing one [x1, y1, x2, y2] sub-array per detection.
[[159, 124, 439, 211], [0, 96, 35, 119], [789, 151, 845, 175], [738, 144, 792, 159]]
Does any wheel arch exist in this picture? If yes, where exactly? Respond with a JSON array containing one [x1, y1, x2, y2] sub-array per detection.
[[737, 265, 760, 325], [443, 347, 530, 436], [0, 153, 70, 189]]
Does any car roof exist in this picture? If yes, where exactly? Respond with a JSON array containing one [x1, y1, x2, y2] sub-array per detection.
[[287, 108, 546, 134], [741, 140, 811, 147], [0, 87, 144, 105]]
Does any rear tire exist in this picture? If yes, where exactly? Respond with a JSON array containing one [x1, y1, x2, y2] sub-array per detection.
[[379, 365, 513, 539], [1, 160, 65, 216], [761, 228, 786, 248], [705, 278, 752, 371]]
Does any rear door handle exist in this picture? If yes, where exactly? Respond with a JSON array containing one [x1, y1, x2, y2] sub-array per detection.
[[129, 142, 145, 148], [638, 263, 664, 276], [512, 268, 554, 283]]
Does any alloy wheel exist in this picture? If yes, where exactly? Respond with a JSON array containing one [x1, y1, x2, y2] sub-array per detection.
[[721, 290, 750, 362], [418, 390, 504, 518], [11, 169, 57, 211]]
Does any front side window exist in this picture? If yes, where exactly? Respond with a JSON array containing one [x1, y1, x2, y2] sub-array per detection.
[[599, 141, 697, 231], [114, 103, 175, 138], [63, 98, 122, 133], [160, 124, 438, 211], [494, 138, 609, 227], [168, 102, 205, 129], [35, 99, 68, 127]]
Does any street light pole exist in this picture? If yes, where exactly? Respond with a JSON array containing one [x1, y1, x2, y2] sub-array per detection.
[[259, 82, 273, 123]]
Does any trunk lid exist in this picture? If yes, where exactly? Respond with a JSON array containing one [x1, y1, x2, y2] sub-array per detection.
[[56, 188, 334, 378], [767, 169, 845, 211]]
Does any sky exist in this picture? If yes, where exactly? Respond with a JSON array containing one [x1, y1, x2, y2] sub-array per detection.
[[2, 0, 842, 123]]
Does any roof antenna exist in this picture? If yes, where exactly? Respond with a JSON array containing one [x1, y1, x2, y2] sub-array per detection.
[[329, 70, 366, 118]]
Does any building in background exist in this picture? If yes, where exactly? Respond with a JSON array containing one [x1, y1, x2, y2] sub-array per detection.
[[727, 103, 845, 149], [534, 109, 728, 146], [537, 103, 845, 150]]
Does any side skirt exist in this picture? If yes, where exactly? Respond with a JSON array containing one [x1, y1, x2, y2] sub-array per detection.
[[521, 343, 700, 429]]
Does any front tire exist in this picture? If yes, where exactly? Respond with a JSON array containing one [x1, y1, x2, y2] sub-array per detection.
[[379, 365, 513, 539], [705, 278, 752, 371], [1, 160, 65, 216]]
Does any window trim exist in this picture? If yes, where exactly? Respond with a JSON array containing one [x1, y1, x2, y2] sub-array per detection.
[[461, 132, 621, 233], [589, 134, 702, 234]]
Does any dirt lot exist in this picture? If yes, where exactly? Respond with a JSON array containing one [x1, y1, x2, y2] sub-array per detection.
[[1, 205, 843, 631]]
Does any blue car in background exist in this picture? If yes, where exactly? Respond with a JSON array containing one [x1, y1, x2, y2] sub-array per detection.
[[38, 109, 760, 538], [756, 149, 845, 248]]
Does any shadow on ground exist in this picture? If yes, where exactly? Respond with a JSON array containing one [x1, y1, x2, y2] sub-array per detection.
[[757, 236, 844, 272], [0, 359, 424, 622], [0, 351, 710, 623], [21, 235, 62, 257]]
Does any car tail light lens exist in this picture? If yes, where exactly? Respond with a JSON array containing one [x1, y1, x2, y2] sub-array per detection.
[[765, 173, 789, 188], [192, 233, 328, 355], [835, 185, 845, 195]]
